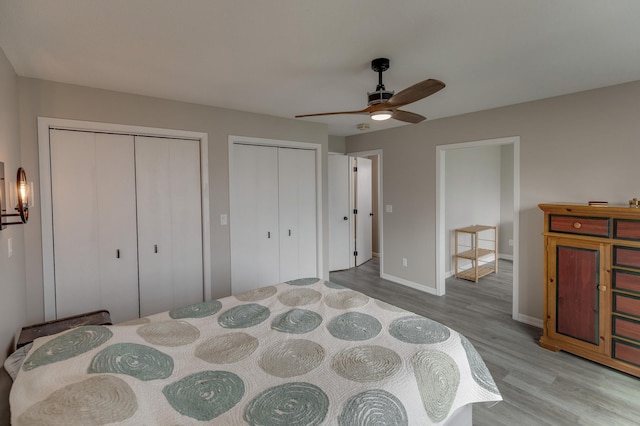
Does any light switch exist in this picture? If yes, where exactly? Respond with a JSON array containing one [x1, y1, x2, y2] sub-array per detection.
[[220, 214, 228, 225], [385, 204, 393, 213]]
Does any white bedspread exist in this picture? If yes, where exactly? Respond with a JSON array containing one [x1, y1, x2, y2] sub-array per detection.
[[11, 278, 501, 425]]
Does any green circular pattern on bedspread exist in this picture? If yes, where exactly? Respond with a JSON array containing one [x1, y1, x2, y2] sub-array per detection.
[[169, 299, 222, 319], [327, 312, 382, 341], [324, 290, 369, 309], [459, 335, 500, 394], [389, 315, 451, 344], [277, 288, 322, 306], [243, 382, 328, 426], [88, 343, 173, 381], [324, 280, 346, 289], [412, 349, 460, 422], [331, 345, 401, 382], [235, 285, 278, 302], [271, 309, 322, 334], [259, 339, 325, 378], [218, 304, 271, 328], [22, 326, 113, 371], [18, 375, 137, 425], [285, 277, 321, 286], [163, 370, 245, 421], [338, 389, 408, 426], [137, 320, 200, 346], [194, 332, 259, 364]]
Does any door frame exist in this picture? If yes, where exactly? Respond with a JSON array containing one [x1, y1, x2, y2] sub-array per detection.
[[38, 117, 211, 320], [435, 136, 520, 320], [228, 135, 324, 281], [345, 149, 383, 276]]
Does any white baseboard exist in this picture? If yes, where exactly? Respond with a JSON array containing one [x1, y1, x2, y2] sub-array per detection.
[[372, 252, 380, 258], [517, 313, 543, 329], [499, 253, 513, 261], [380, 273, 439, 296]]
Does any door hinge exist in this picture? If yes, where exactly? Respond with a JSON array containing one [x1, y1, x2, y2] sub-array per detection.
[[353, 209, 358, 214], [353, 166, 358, 172], [354, 251, 358, 256]]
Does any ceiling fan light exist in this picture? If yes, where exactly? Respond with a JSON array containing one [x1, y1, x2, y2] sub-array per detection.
[[371, 110, 393, 121]]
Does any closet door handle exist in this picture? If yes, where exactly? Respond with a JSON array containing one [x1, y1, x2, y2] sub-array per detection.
[[267, 232, 271, 239], [288, 229, 291, 236], [154, 244, 158, 254], [116, 249, 120, 259]]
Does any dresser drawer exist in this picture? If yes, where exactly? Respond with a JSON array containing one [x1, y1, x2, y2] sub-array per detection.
[[614, 293, 640, 318], [613, 246, 640, 269], [549, 215, 610, 237], [613, 270, 640, 294], [614, 219, 640, 241], [613, 339, 640, 367], [613, 316, 640, 342]]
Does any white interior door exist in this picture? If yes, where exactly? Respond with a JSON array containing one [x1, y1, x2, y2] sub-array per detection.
[[279, 148, 317, 281], [355, 157, 373, 266], [329, 154, 352, 271], [50, 130, 139, 323], [135, 136, 203, 316], [230, 144, 280, 293]]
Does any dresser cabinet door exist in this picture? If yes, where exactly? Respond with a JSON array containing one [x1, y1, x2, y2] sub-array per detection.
[[546, 237, 608, 353]]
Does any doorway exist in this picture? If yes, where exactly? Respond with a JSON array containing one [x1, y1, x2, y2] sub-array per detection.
[[347, 149, 383, 276], [435, 137, 520, 321]]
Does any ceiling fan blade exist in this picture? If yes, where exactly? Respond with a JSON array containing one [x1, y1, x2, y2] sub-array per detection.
[[392, 110, 426, 123], [295, 108, 370, 118], [386, 79, 445, 108]]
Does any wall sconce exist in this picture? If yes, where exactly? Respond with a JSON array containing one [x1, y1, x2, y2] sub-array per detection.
[[1, 162, 32, 229]]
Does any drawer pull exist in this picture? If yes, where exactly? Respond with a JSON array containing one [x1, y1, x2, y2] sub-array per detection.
[[598, 285, 607, 291], [573, 222, 582, 229]]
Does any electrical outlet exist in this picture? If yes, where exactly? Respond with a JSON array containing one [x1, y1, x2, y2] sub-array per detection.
[[220, 214, 228, 225], [509, 239, 513, 247], [402, 258, 408, 267]]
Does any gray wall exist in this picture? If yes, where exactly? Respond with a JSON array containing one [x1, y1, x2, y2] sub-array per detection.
[[18, 78, 329, 324], [328, 135, 346, 153], [0, 48, 26, 359], [346, 80, 640, 321], [500, 144, 514, 258]]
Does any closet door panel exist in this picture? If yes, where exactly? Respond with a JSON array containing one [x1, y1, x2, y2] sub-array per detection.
[[230, 144, 279, 293], [50, 130, 139, 322], [135, 137, 174, 316], [278, 148, 301, 282], [95, 134, 139, 322], [295, 149, 318, 278], [51, 130, 101, 318], [168, 140, 204, 308], [279, 148, 317, 281]]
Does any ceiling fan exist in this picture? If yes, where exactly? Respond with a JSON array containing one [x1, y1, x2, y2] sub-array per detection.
[[295, 58, 445, 124]]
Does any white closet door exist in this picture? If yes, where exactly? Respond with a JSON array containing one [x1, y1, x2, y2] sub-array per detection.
[[230, 144, 280, 293], [135, 136, 203, 316], [328, 154, 352, 271], [278, 148, 317, 281], [355, 157, 373, 266], [50, 130, 139, 323]]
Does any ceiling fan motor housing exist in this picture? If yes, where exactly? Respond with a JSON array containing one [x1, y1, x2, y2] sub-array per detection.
[[367, 90, 394, 106]]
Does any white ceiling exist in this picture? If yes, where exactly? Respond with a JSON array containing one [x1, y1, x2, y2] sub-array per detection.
[[1, 1, 639, 136]]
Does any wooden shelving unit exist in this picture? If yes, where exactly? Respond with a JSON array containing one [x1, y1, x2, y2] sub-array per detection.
[[454, 225, 498, 283]]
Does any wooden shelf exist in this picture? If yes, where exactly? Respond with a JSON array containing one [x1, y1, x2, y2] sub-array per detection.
[[454, 225, 497, 283]]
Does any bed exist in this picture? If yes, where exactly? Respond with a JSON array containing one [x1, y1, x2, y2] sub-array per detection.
[[9, 278, 501, 425]]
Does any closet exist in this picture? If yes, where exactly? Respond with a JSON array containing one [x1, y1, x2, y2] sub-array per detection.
[[230, 143, 317, 294], [48, 129, 204, 323]]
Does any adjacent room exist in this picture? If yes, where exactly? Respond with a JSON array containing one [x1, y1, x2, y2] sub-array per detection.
[[1, 1, 640, 424]]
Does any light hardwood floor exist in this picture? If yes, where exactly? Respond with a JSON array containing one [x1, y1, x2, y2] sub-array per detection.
[[330, 258, 640, 426]]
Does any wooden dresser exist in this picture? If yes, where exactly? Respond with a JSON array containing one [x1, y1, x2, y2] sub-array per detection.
[[539, 203, 640, 378]]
